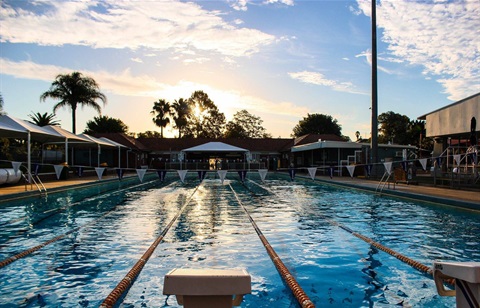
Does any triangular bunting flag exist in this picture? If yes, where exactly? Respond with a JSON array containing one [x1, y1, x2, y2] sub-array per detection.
[[365, 164, 372, 177], [11, 161, 22, 176], [258, 169, 268, 182], [237, 170, 247, 182], [217, 170, 228, 184], [198, 170, 207, 181], [54, 165, 64, 180], [346, 165, 355, 178], [157, 170, 167, 182], [32, 164, 40, 176], [453, 154, 461, 166], [77, 166, 83, 177], [307, 167, 317, 180], [136, 169, 147, 182], [328, 167, 334, 179], [288, 168, 296, 180], [177, 170, 188, 183], [116, 168, 124, 179], [95, 167, 105, 180], [383, 162, 393, 175], [419, 158, 427, 171]]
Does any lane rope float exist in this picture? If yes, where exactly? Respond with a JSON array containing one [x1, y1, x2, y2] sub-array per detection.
[[229, 183, 315, 308], [100, 183, 201, 308], [0, 180, 170, 268]]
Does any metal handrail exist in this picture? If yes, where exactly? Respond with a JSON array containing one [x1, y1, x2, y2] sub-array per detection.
[[20, 165, 47, 196]]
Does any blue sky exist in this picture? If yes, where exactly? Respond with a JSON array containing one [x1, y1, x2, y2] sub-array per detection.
[[1, 0, 479, 140]]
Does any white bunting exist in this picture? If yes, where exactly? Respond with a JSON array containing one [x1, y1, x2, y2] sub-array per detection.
[[54, 165, 64, 180], [258, 169, 268, 182], [383, 162, 393, 175], [453, 154, 462, 166], [217, 170, 228, 184], [346, 165, 355, 178], [136, 169, 147, 182], [11, 161, 22, 176], [419, 158, 428, 171], [95, 167, 105, 180], [307, 167, 317, 180], [177, 170, 188, 183]]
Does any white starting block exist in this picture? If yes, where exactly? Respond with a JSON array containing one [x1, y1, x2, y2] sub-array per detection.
[[433, 261, 480, 307], [163, 269, 251, 308]]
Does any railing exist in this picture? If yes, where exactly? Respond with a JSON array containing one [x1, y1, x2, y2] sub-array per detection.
[[375, 171, 394, 195], [20, 165, 47, 197]]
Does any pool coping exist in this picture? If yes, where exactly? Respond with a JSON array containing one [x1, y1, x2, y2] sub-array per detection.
[[307, 176, 480, 212]]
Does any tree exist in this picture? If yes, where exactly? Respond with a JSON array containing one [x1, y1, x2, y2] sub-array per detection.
[[378, 111, 410, 144], [40, 71, 107, 133], [151, 99, 171, 138], [292, 113, 342, 138], [0, 93, 5, 116], [224, 110, 271, 138], [28, 112, 60, 126], [83, 115, 128, 134], [183, 91, 226, 138], [171, 98, 190, 138], [137, 130, 162, 138]]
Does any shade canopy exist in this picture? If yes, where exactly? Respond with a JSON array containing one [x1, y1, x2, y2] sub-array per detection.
[[0, 115, 64, 142], [182, 142, 248, 152]]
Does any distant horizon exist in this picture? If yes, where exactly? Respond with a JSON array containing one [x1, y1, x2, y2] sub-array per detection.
[[1, 0, 479, 141]]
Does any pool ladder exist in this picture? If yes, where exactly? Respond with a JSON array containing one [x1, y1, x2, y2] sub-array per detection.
[[375, 171, 394, 195], [21, 166, 47, 197]]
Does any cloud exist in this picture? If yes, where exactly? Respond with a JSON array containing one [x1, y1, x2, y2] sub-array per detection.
[[130, 58, 143, 63], [355, 49, 393, 74], [288, 71, 366, 95], [356, 0, 480, 101], [0, 0, 276, 58], [0, 58, 167, 97], [0, 58, 308, 127]]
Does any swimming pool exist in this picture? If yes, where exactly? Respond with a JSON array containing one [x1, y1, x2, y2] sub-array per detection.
[[0, 172, 478, 307]]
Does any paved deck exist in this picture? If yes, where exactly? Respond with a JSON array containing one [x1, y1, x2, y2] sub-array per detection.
[[1, 173, 479, 210]]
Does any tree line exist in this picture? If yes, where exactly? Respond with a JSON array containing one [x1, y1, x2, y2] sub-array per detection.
[[1, 71, 432, 151]]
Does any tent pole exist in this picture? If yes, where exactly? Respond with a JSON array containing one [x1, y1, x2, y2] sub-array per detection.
[[65, 138, 69, 165], [27, 131, 32, 184]]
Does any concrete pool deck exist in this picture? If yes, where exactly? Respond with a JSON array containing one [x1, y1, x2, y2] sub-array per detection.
[[1, 173, 479, 211]]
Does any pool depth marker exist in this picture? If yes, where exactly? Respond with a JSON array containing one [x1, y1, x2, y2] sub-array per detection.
[[100, 183, 202, 308], [228, 184, 315, 308]]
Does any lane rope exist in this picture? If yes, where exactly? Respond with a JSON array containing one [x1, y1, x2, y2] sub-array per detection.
[[228, 183, 315, 308], [99, 183, 201, 308], [0, 180, 167, 268]]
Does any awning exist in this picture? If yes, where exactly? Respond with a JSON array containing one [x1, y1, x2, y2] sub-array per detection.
[[182, 142, 248, 152]]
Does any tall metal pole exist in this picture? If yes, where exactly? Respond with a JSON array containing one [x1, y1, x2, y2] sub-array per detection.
[[371, 0, 379, 169]]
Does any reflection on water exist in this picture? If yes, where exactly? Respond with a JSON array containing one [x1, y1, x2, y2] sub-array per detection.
[[0, 174, 477, 307]]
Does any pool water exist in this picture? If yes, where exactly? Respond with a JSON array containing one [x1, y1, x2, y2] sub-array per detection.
[[0, 173, 478, 307]]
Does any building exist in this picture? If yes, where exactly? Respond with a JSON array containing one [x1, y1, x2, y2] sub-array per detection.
[[418, 92, 479, 156]]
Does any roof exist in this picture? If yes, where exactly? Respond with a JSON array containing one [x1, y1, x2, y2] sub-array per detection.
[[418, 91, 480, 120], [93, 133, 149, 151], [138, 137, 294, 153], [0, 115, 64, 142], [182, 142, 248, 152]]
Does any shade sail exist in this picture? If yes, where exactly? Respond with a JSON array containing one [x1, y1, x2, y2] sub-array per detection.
[[182, 142, 248, 152], [0, 115, 64, 142]]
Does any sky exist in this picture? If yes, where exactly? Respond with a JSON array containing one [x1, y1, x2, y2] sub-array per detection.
[[1, 0, 479, 140]]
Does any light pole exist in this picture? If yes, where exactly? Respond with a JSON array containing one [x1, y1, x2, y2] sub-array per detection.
[[371, 0, 379, 172]]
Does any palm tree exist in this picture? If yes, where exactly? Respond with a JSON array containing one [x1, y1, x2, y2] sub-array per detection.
[[171, 98, 191, 138], [151, 99, 171, 138], [40, 71, 107, 133], [28, 112, 60, 126]]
